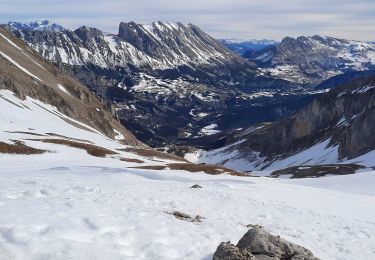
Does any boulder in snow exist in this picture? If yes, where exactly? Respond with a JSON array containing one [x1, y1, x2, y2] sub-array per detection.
[[213, 228, 319, 260]]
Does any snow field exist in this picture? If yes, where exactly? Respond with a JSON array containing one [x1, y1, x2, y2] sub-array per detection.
[[0, 167, 375, 260]]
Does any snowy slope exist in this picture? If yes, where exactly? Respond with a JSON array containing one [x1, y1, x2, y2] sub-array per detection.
[[0, 90, 374, 260], [1, 148, 375, 259], [1, 89, 375, 259]]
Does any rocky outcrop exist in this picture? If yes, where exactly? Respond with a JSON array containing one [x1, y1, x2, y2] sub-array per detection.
[[213, 228, 319, 260]]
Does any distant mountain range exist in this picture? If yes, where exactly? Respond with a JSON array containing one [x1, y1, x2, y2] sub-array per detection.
[[219, 38, 278, 54], [244, 35, 375, 85], [8, 20, 64, 32]]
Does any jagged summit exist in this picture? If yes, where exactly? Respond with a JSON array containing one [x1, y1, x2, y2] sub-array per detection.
[[8, 20, 64, 32]]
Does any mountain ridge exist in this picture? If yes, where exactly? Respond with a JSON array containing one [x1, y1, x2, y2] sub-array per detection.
[[219, 38, 278, 54], [245, 35, 375, 85]]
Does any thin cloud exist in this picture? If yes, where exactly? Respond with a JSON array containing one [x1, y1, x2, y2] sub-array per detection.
[[0, 0, 374, 41]]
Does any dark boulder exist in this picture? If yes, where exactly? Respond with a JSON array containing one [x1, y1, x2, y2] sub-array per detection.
[[213, 228, 319, 260]]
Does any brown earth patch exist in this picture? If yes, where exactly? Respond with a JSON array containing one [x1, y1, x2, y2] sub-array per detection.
[[131, 163, 247, 176], [118, 147, 188, 162], [166, 211, 204, 223], [120, 158, 145, 163], [30, 138, 117, 157], [0, 140, 46, 155]]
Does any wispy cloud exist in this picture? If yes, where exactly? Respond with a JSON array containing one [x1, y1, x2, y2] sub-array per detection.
[[1, 0, 374, 41]]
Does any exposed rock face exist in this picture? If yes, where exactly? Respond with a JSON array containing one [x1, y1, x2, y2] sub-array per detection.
[[245, 35, 375, 85], [213, 228, 319, 260], [5, 21, 315, 147]]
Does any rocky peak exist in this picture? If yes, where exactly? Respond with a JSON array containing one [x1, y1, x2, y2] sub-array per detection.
[[8, 20, 64, 32], [117, 21, 233, 64], [118, 21, 163, 55], [74, 26, 106, 50]]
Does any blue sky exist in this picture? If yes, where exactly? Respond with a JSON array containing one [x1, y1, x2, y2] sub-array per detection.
[[1, 0, 374, 41]]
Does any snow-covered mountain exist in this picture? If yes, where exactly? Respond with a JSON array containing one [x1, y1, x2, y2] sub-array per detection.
[[190, 72, 375, 174], [219, 38, 278, 54], [8, 21, 247, 69], [8, 20, 64, 32], [5, 21, 314, 147], [244, 35, 375, 85]]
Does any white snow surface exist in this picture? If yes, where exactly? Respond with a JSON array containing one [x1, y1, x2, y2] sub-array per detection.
[[199, 124, 220, 136], [1, 159, 375, 259], [1, 90, 375, 259], [57, 84, 70, 95]]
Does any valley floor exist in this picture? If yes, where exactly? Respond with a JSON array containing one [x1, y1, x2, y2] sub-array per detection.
[[1, 157, 375, 260]]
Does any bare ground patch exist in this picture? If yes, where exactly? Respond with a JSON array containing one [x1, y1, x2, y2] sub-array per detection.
[[118, 147, 188, 162], [166, 211, 204, 223], [0, 140, 46, 155], [131, 163, 248, 176], [30, 138, 117, 157], [120, 158, 145, 163]]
